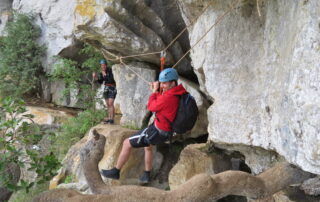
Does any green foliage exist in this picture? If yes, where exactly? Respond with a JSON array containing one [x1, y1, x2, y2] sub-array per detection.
[[8, 181, 49, 202], [62, 175, 73, 184], [51, 109, 106, 160], [80, 43, 107, 71], [0, 13, 45, 98], [50, 59, 80, 90], [0, 97, 60, 193], [49, 43, 105, 109]]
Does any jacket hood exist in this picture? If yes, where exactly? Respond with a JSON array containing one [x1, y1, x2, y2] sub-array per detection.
[[165, 84, 187, 96]]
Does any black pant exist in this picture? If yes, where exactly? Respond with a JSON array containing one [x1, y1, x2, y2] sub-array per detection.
[[129, 124, 172, 147]]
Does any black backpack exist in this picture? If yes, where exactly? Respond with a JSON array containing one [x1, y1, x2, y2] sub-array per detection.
[[171, 93, 199, 134]]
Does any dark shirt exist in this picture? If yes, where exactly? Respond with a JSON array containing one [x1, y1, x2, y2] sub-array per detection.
[[97, 68, 116, 86]]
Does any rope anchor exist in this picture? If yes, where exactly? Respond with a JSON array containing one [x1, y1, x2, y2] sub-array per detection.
[[160, 51, 166, 72]]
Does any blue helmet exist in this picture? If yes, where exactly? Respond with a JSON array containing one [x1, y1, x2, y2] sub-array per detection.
[[159, 68, 178, 82], [100, 59, 107, 64]]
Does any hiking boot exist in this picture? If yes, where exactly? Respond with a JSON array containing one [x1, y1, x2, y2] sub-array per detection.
[[139, 171, 151, 184], [101, 167, 120, 180]]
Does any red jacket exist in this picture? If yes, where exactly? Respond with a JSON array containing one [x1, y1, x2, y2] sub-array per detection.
[[147, 84, 187, 131]]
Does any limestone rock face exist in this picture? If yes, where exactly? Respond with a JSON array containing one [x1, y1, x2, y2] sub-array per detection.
[[12, 0, 77, 71], [74, 0, 192, 74], [112, 62, 156, 128], [13, 0, 193, 106], [179, 0, 320, 174], [169, 143, 231, 190]]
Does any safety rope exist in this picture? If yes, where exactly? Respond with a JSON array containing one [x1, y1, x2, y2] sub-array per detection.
[[119, 51, 162, 60], [162, 3, 212, 53], [256, 0, 261, 17], [119, 58, 150, 83]]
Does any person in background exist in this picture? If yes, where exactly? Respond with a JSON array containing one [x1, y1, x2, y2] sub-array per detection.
[[100, 68, 187, 184], [92, 59, 117, 124]]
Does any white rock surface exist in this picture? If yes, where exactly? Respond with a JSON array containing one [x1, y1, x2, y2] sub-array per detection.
[[169, 143, 231, 190], [12, 0, 79, 106], [0, 0, 11, 35], [12, 0, 77, 71], [112, 62, 156, 128], [73, 1, 165, 64], [179, 0, 320, 174]]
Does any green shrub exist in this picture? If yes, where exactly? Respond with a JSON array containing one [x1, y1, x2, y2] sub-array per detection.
[[62, 175, 73, 184], [0, 13, 45, 98], [49, 43, 105, 109], [0, 97, 60, 193], [51, 109, 106, 160]]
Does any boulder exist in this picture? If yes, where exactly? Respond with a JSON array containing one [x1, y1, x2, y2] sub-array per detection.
[[169, 143, 231, 190], [301, 176, 320, 196], [214, 143, 286, 174], [22, 106, 74, 125]]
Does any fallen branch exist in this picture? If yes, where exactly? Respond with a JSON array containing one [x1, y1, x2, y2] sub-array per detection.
[[33, 130, 311, 202]]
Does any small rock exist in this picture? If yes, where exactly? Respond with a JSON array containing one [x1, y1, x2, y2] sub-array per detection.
[[301, 177, 320, 196]]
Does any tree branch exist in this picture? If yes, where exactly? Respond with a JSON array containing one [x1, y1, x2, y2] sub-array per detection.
[[33, 130, 312, 202]]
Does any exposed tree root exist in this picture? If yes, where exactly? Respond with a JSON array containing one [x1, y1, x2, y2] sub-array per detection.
[[33, 130, 311, 202]]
